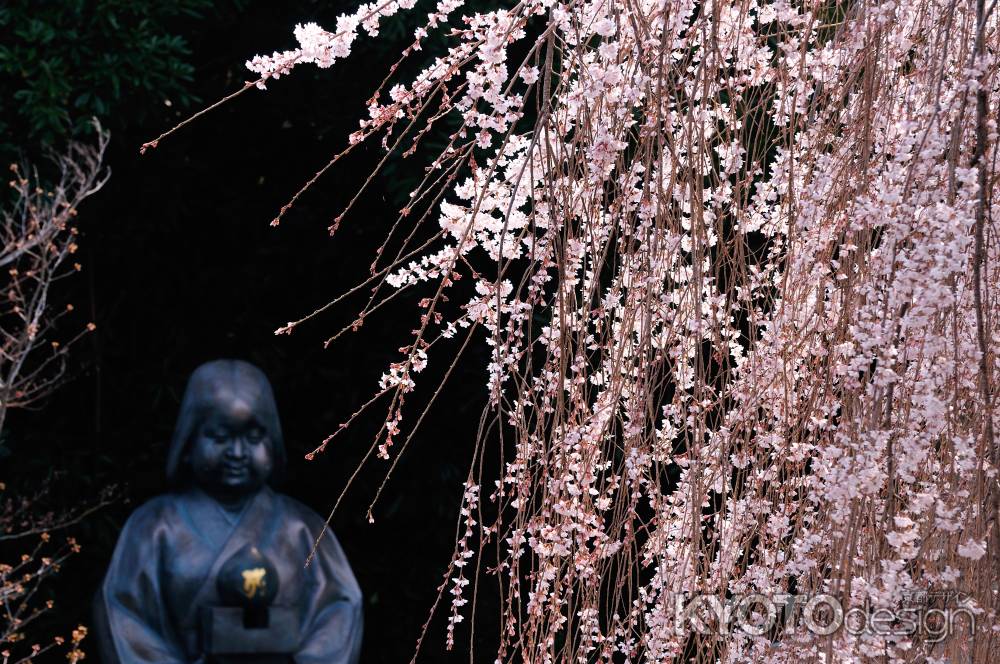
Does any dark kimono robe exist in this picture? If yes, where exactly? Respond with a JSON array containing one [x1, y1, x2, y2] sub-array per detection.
[[94, 486, 362, 664]]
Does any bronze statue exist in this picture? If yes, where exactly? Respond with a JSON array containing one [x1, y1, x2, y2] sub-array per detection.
[[94, 360, 362, 663]]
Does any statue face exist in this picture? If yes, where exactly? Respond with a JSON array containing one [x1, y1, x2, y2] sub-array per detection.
[[188, 396, 274, 499]]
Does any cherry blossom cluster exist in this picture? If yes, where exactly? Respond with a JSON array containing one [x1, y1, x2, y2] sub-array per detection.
[[445, 481, 479, 649], [247, 0, 1000, 660]]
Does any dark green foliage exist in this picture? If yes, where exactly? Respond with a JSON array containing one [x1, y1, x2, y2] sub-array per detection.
[[0, 0, 217, 159]]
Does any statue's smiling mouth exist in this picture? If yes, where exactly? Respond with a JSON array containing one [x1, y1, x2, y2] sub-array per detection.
[[221, 463, 250, 478]]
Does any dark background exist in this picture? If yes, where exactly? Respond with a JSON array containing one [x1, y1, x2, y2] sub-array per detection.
[[2, 1, 497, 661]]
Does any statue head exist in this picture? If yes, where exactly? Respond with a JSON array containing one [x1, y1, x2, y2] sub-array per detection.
[[166, 360, 286, 500]]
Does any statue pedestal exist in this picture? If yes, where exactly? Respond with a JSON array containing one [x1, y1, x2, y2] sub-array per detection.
[[201, 606, 298, 664]]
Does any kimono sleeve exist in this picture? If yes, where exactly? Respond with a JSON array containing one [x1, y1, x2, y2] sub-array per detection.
[[93, 501, 189, 664], [294, 525, 363, 664]]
